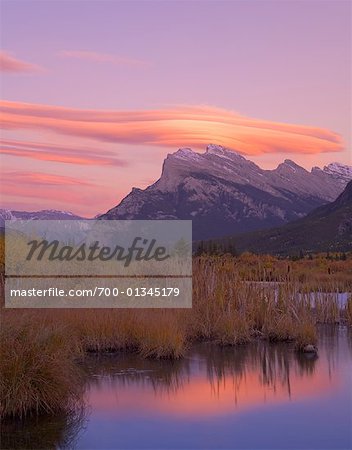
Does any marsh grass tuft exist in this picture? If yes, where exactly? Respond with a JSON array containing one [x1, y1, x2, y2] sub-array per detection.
[[136, 311, 187, 359], [0, 313, 84, 418]]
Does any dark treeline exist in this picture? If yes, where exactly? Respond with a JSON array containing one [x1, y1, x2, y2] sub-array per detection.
[[193, 238, 349, 261], [194, 237, 238, 256]]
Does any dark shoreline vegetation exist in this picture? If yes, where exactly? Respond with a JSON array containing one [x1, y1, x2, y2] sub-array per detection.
[[1, 250, 352, 420]]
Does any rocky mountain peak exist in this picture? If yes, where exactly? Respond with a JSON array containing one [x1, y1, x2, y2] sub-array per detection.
[[206, 144, 229, 154], [277, 159, 307, 173], [165, 147, 203, 164], [205, 144, 244, 160], [323, 162, 352, 183], [173, 147, 196, 157]]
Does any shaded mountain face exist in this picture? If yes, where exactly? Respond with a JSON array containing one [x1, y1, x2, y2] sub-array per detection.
[[232, 181, 352, 255], [0, 209, 83, 228], [101, 145, 352, 240]]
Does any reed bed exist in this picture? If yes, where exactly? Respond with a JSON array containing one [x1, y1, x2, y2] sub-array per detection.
[[0, 312, 84, 418], [0, 254, 351, 418]]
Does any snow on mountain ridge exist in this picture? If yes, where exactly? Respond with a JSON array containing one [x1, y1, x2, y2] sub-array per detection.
[[205, 144, 245, 160], [0, 209, 84, 227], [323, 162, 352, 181], [167, 145, 351, 176]]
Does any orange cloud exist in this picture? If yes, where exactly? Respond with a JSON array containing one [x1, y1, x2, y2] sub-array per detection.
[[0, 51, 44, 73], [1, 171, 119, 216], [2, 171, 94, 186], [0, 139, 127, 166], [2, 183, 97, 209], [0, 100, 343, 156], [59, 50, 149, 67], [1, 171, 94, 208]]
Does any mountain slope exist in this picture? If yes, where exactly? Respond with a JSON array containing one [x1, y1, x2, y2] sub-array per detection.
[[232, 181, 352, 255], [101, 145, 351, 240]]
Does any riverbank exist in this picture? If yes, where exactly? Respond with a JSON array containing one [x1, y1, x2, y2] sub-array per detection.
[[1, 255, 351, 418]]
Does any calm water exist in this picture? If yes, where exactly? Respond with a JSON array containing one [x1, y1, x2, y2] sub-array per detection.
[[3, 327, 352, 450]]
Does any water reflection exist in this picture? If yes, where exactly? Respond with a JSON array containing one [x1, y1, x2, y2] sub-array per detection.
[[3, 328, 351, 450], [79, 328, 351, 450], [84, 339, 335, 418]]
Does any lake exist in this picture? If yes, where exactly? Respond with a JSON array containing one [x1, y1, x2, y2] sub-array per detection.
[[3, 327, 352, 450]]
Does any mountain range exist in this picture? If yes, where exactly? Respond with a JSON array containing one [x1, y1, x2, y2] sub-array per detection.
[[2, 145, 351, 247], [0, 209, 83, 228], [220, 180, 352, 255], [101, 145, 352, 240]]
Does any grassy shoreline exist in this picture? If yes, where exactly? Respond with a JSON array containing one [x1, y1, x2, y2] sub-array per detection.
[[1, 254, 351, 418]]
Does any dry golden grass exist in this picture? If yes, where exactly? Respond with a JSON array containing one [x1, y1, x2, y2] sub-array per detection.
[[135, 311, 187, 358], [234, 252, 352, 291], [0, 312, 84, 418], [294, 320, 318, 351], [63, 309, 139, 353]]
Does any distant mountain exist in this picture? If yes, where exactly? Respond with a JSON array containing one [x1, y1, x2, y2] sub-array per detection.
[[0, 209, 83, 228], [101, 145, 352, 240], [231, 181, 352, 255], [320, 162, 352, 184]]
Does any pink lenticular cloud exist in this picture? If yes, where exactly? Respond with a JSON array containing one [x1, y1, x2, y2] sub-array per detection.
[[2, 182, 102, 208], [2, 171, 94, 186], [0, 139, 127, 166], [0, 51, 44, 73], [0, 101, 343, 156], [59, 50, 150, 67], [1, 170, 119, 216]]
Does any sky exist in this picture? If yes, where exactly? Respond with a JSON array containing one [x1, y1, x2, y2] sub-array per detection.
[[0, 0, 351, 216]]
